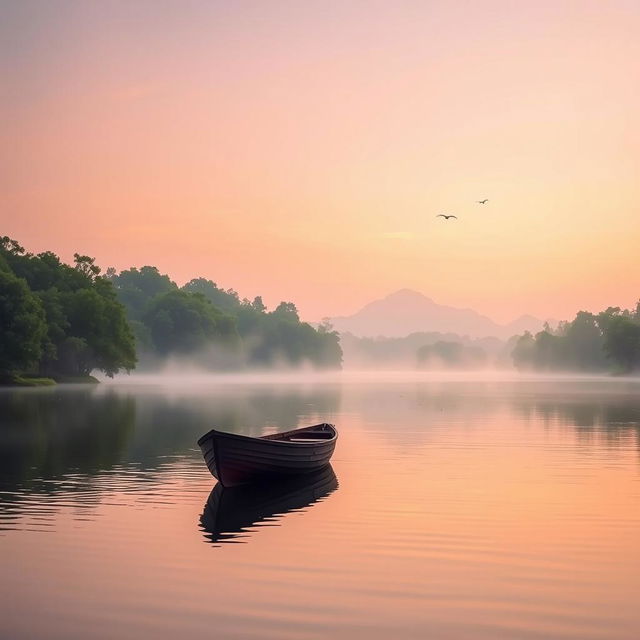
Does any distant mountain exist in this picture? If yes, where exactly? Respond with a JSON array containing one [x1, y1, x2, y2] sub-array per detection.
[[328, 289, 543, 339]]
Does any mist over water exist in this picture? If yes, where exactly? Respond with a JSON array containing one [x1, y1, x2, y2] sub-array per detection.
[[1, 374, 639, 639], [104, 367, 639, 388]]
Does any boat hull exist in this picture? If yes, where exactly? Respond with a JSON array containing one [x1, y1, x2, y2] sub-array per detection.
[[197, 423, 337, 487]]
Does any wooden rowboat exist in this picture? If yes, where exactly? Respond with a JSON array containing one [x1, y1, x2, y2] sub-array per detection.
[[200, 465, 338, 544], [197, 423, 337, 487]]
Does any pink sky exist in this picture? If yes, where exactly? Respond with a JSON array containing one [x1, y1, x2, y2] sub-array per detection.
[[2, 1, 639, 323]]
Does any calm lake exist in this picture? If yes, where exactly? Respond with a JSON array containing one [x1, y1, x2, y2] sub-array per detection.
[[1, 374, 639, 639]]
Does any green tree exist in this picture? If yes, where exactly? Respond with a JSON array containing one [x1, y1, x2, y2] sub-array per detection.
[[273, 301, 299, 322], [0, 271, 47, 377], [74, 253, 101, 280], [315, 321, 343, 368], [0, 238, 137, 379], [562, 311, 606, 370], [57, 280, 137, 376], [603, 316, 640, 373], [0, 251, 10, 273], [511, 331, 536, 370], [143, 290, 239, 360], [181, 278, 241, 313], [532, 330, 562, 370], [251, 296, 266, 313], [108, 266, 177, 320]]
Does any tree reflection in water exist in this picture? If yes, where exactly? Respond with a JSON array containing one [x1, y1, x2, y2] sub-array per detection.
[[0, 384, 341, 521]]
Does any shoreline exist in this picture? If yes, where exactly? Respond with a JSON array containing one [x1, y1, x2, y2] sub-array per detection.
[[0, 374, 100, 387]]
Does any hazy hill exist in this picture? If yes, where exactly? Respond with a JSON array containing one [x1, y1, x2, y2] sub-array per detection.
[[329, 289, 543, 339]]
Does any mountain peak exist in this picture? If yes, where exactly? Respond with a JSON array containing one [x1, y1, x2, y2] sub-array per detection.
[[383, 289, 434, 304]]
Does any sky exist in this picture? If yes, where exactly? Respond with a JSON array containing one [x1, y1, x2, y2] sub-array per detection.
[[1, 0, 639, 324]]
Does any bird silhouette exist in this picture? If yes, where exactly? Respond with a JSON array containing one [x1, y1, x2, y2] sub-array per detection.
[[436, 214, 457, 220], [476, 199, 489, 204]]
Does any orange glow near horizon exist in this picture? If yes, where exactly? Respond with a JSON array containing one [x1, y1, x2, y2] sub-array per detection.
[[2, 1, 639, 323]]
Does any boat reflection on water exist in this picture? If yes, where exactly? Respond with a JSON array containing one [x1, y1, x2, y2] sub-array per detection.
[[199, 465, 338, 545]]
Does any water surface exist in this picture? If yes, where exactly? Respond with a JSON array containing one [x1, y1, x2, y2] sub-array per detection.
[[1, 375, 639, 639]]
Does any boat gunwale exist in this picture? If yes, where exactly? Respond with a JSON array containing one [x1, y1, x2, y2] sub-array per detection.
[[197, 423, 337, 448]]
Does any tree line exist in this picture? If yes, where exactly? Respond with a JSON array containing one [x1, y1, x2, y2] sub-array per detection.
[[511, 305, 640, 373], [105, 266, 342, 369], [0, 237, 342, 383], [416, 341, 488, 369], [339, 331, 509, 369]]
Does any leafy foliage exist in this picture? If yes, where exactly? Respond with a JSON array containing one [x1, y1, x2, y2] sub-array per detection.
[[512, 305, 640, 373], [181, 278, 241, 313], [105, 266, 176, 321], [602, 316, 640, 373], [0, 237, 136, 379], [143, 290, 239, 362], [0, 271, 48, 375]]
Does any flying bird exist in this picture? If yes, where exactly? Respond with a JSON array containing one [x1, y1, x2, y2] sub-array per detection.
[[436, 214, 457, 220], [476, 199, 489, 204]]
